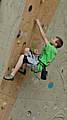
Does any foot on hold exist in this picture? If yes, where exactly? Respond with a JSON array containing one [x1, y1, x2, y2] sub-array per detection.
[[18, 68, 26, 75], [3, 74, 14, 81]]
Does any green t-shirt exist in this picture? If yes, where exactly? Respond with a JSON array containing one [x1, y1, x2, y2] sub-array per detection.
[[38, 42, 57, 72]]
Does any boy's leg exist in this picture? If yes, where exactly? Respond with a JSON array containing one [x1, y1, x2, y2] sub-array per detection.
[[11, 55, 24, 77], [18, 63, 27, 75], [18, 55, 30, 74], [34, 70, 48, 80], [3, 54, 24, 80], [12, 47, 30, 76], [3, 47, 30, 80], [41, 67, 48, 80]]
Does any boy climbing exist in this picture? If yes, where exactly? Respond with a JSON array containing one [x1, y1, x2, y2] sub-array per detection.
[[3, 19, 63, 80]]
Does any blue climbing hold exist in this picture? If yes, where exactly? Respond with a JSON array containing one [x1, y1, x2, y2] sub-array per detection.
[[48, 82, 54, 89]]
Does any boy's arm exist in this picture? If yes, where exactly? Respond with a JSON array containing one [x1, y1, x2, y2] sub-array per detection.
[[36, 19, 48, 45]]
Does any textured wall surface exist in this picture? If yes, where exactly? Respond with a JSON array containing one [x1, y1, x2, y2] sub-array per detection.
[[0, 0, 61, 120], [0, 0, 58, 82], [7, 0, 67, 120], [0, 0, 25, 81], [7, 0, 58, 73]]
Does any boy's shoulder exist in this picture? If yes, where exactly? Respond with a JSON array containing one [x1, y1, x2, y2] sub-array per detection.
[[43, 42, 57, 53]]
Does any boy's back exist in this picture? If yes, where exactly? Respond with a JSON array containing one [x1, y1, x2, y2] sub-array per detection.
[[39, 42, 57, 66]]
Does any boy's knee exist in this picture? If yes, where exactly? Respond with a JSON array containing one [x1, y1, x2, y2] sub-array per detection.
[[24, 48, 30, 54], [20, 54, 24, 59]]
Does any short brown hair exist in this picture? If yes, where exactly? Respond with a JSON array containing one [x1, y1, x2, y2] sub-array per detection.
[[56, 36, 63, 48]]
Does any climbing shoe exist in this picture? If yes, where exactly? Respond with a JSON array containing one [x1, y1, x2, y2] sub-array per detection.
[[3, 74, 14, 81]]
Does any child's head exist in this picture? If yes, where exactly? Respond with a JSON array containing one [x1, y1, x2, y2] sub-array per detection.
[[51, 36, 63, 48]]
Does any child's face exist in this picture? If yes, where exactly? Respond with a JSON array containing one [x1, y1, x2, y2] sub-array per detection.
[[51, 37, 58, 47]]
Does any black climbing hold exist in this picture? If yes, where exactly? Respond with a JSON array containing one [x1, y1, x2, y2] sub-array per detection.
[[28, 5, 32, 12], [61, 69, 63, 73], [26, 110, 32, 117], [28, 110, 32, 114], [17, 30, 21, 38], [23, 42, 26, 46]]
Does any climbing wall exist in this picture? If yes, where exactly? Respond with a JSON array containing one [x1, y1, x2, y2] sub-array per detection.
[[0, 0, 58, 82], [0, 0, 66, 120], [7, 0, 67, 120], [6, 0, 58, 75], [0, 0, 25, 83]]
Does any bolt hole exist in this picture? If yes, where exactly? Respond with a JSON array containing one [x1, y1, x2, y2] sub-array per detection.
[[17, 30, 21, 38], [28, 5, 32, 12], [23, 42, 26, 46], [8, 67, 10, 71], [61, 69, 63, 73]]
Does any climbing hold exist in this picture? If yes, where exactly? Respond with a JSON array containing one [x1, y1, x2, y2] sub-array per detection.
[[23, 42, 26, 46], [61, 68, 63, 73], [28, 5, 32, 12], [48, 82, 54, 89], [26, 110, 32, 117], [17, 30, 21, 38], [17, 40, 20, 44], [1, 102, 7, 110]]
